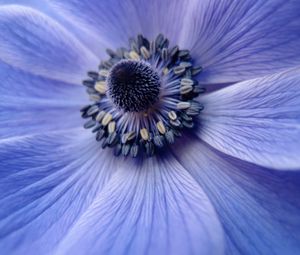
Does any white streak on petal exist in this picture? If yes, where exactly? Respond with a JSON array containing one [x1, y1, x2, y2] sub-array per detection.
[[0, 5, 98, 84]]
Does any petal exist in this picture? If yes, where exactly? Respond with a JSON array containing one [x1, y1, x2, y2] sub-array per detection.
[[0, 130, 118, 255], [181, 0, 300, 83], [0, 1, 106, 58], [172, 137, 300, 254], [198, 68, 300, 170], [54, 156, 224, 255], [0, 5, 98, 84], [0, 1, 53, 14], [0, 61, 87, 140], [48, 0, 190, 51]]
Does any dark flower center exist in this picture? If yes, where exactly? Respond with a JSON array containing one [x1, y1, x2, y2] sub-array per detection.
[[80, 34, 204, 158], [107, 60, 160, 112]]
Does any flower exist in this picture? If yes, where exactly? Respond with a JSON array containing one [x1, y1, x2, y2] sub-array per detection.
[[0, 0, 300, 254]]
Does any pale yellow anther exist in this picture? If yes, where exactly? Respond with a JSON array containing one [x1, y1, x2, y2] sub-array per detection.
[[101, 113, 113, 126], [177, 101, 191, 110], [163, 68, 169, 75], [140, 46, 150, 59], [129, 51, 140, 60], [181, 78, 194, 86], [94, 81, 107, 94], [99, 69, 109, 77], [89, 94, 101, 101], [180, 84, 193, 95], [140, 128, 149, 141], [108, 121, 116, 133], [168, 111, 177, 121], [96, 111, 106, 122], [156, 120, 166, 135]]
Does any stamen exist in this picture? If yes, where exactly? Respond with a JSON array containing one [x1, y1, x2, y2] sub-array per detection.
[[80, 34, 205, 157], [101, 113, 112, 126], [140, 128, 150, 141], [108, 121, 116, 133], [177, 102, 191, 110], [168, 111, 177, 121], [156, 121, 166, 135], [94, 81, 106, 94]]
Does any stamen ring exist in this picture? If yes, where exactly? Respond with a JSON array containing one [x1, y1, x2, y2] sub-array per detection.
[[80, 34, 204, 157]]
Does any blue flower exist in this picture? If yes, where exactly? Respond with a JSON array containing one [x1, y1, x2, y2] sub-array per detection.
[[0, 0, 300, 254]]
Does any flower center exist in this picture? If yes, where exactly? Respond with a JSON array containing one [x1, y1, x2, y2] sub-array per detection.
[[80, 34, 204, 157], [107, 60, 160, 112]]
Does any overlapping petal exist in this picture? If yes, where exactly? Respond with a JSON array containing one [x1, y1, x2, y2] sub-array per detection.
[[0, 61, 87, 140], [47, 0, 190, 53], [0, 1, 299, 255], [0, 5, 98, 84], [172, 137, 300, 254], [0, 0, 50, 13], [0, 130, 118, 255], [53, 156, 224, 255], [181, 0, 300, 83], [198, 68, 300, 170]]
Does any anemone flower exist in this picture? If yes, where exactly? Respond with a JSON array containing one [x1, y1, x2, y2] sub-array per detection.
[[0, 1, 300, 254]]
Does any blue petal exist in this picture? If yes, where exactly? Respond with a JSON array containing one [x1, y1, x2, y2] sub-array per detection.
[[53, 156, 224, 255], [172, 137, 300, 254], [48, 0, 190, 51], [198, 68, 300, 170], [0, 130, 118, 255], [180, 0, 300, 83], [0, 1, 106, 58], [0, 5, 98, 83], [0, 61, 87, 140], [0, 0, 53, 14]]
